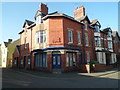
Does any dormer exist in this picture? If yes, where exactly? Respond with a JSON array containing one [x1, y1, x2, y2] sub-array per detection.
[[91, 19, 101, 32], [102, 27, 112, 38], [34, 3, 48, 25]]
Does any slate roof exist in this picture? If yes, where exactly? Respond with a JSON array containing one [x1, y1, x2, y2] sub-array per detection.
[[42, 11, 84, 25], [76, 15, 91, 23], [101, 27, 112, 33], [4, 42, 9, 47], [19, 20, 34, 34], [23, 20, 34, 28], [9, 39, 20, 46], [34, 10, 46, 20]]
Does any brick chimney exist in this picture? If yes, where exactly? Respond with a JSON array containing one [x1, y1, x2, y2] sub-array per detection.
[[74, 6, 85, 20], [38, 3, 48, 15]]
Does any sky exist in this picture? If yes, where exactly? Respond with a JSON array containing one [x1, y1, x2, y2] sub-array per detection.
[[0, 2, 118, 43]]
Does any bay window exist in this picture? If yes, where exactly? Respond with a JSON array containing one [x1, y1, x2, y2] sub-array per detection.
[[94, 36, 101, 47], [35, 53, 47, 68], [35, 30, 46, 44]]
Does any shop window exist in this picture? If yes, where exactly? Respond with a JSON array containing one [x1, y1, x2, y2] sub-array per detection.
[[35, 53, 47, 68], [66, 53, 76, 67]]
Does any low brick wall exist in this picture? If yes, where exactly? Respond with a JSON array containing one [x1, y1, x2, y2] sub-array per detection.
[[93, 64, 113, 72]]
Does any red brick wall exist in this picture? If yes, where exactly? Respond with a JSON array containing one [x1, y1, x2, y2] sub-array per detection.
[[47, 17, 64, 47], [100, 31, 108, 49], [93, 64, 113, 71], [113, 36, 120, 56]]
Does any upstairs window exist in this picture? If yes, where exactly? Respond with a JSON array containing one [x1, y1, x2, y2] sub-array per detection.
[[94, 25, 100, 32], [85, 34, 89, 46], [36, 16, 43, 25], [35, 30, 46, 44], [68, 30, 73, 43], [108, 40, 112, 49], [94, 36, 101, 47], [77, 32, 81, 45], [108, 32, 112, 37]]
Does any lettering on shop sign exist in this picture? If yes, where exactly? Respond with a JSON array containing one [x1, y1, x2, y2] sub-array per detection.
[[53, 37, 61, 43]]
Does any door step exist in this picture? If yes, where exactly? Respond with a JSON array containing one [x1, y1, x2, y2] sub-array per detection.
[[52, 69, 61, 74]]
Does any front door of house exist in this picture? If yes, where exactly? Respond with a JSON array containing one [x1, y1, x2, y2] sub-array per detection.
[[52, 54, 61, 72], [23, 56, 26, 68]]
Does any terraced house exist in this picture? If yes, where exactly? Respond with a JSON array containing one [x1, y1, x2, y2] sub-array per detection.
[[91, 20, 117, 66], [12, 3, 118, 73]]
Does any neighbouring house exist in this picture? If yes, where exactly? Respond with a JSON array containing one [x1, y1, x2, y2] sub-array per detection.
[[0, 39, 12, 68], [101, 27, 117, 65], [90, 20, 117, 71], [12, 3, 117, 73], [7, 39, 20, 67], [112, 31, 120, 65], [13, 45, 20, 68]]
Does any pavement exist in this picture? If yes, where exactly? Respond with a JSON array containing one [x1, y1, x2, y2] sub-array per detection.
[[78, 68, 119, 80], [2, 68, 119, 88]]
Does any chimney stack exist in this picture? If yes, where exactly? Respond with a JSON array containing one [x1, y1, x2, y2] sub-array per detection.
[[8, 39, 12, 44], [38, 3, 48, 15], [74, 6, 85, 20]]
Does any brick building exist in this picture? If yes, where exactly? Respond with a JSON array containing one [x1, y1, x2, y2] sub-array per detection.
[[13, 3, 96, 73], [91, 19, 117, 66], [13, 3, 117, 72], [112, 31, 120, 64]]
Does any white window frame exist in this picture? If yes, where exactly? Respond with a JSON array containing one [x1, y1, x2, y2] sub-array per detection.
[[86, 52, 90, 63], [35, 30, 46, 44], [77, 32, 81, 45], [85, 34, 89, 46], [66, 53, 76, 67], [108, 40, 112, 49], [95, 25, 100, 32], [68, 30, 73, 44]]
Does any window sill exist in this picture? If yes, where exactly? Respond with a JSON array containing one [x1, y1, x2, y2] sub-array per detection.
[[78, 44, 82, 46], [85, 45, 90, 47], [66, 66, 77, 68], [68, 42, 74, 45]]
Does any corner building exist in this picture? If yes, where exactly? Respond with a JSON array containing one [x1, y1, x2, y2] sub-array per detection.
[[14, 3, 96, 72]]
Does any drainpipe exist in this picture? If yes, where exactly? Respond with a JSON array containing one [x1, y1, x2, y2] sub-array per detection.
[[81, 25, 86, 64], [30, 28, 32, 70]]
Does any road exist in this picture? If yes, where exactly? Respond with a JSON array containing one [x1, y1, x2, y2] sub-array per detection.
[[2, 68, 119, 88]]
